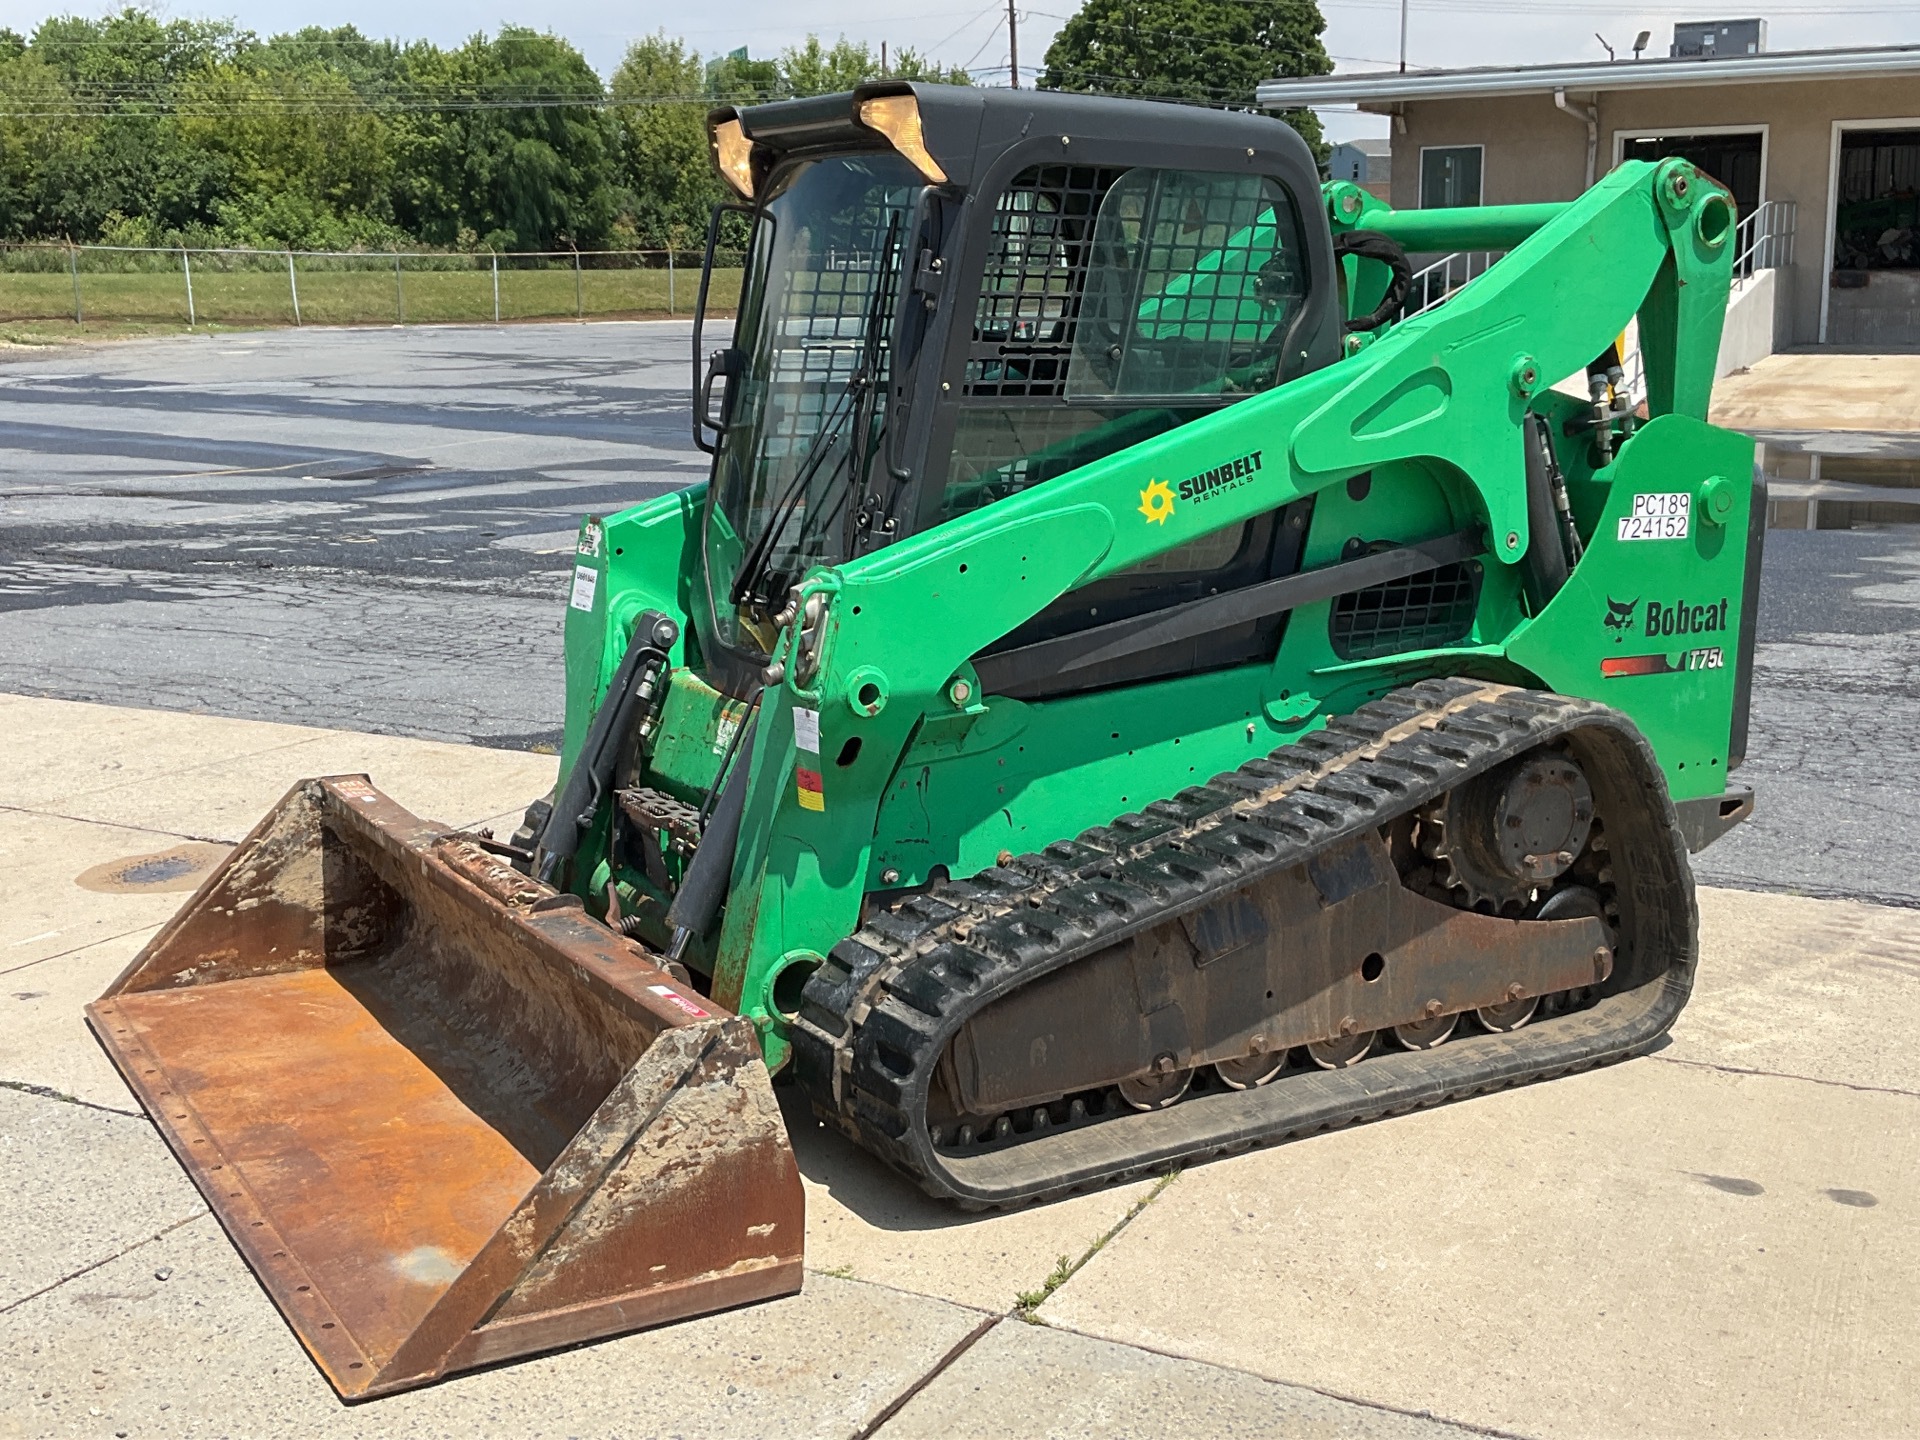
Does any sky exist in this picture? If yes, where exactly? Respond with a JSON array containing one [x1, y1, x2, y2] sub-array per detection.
[[3, 0, 1916, 142]]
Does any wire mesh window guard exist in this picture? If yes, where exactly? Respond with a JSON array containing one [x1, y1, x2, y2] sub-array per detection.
[[1329, 553, 1483, 661], [945, 164, 1307, 523]]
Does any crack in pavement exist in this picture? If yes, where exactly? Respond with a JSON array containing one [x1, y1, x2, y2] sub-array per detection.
[[0, 1078, 143, 1120], [1018, 1169, 1182, 1319], [0, 801, 235, 847], [0, 1213, 205, 1317], [0, 924, 162, 978], [849, 1313, 1003, 1440], [845, 1172, 1187, 1438], [1652, 1053, 1920, 1101], [1033, 1318, 1544, 1440]]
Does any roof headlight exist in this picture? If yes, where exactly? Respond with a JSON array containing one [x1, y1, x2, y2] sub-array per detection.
[[711, 117, 755, 199], [857, 95, 947, 185]]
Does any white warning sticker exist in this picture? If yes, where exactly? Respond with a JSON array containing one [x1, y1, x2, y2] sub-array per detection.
[[568, 564, 598, 611], [792, 706, 822, 753], [1617, 492, 1691, 542]]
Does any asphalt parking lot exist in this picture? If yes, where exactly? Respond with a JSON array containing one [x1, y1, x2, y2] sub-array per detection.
[[0, 323, 706, 748], [0, 323, 1915, 904]]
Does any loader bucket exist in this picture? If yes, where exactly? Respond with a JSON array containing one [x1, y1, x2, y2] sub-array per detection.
[[85, 776, 804, 1400]]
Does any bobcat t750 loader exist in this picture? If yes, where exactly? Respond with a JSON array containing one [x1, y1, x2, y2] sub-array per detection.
[[89, 84, 1762, 1396]]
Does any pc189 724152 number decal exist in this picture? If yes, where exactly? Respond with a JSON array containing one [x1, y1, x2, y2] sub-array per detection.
[[1618, 492, 1691, 541]]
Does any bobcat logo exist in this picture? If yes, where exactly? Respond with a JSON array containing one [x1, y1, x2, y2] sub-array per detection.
[[1604, 596, 1640, 636]]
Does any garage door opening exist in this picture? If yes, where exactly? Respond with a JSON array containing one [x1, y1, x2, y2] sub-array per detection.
[[1828, 127, 1920, 345]]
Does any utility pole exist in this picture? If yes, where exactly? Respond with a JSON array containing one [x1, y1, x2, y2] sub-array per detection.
[[881, 40, 888, 74], [1008, 0, 1019, 88], [1398, 0, 1409, 72]]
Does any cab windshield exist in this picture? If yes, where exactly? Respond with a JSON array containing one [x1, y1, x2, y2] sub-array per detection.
[[706, 152, 918, 655]]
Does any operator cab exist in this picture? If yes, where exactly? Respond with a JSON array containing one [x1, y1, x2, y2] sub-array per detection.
[[691, 84, 1345, 698]]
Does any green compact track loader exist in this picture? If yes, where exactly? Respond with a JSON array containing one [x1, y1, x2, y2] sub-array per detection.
[[90, 84, 1762, 1396]]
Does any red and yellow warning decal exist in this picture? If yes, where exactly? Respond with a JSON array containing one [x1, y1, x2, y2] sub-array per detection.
[[793, 706, 825, 812]]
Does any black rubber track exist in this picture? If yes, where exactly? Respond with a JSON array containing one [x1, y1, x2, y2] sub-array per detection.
[[790, 677, 1698, 1207]]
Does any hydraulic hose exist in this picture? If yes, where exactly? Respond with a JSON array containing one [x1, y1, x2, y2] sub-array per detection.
[[1332, 230, 1413, 334], [535, 609, 679, 884], [1521, 414, 1572, 610]]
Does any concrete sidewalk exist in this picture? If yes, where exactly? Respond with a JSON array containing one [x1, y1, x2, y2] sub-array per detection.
[[1712, 351, 1920, 434], [2, 694, 1915, 1439]]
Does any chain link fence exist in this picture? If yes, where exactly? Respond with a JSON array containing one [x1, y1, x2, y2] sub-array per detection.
[[0, 243, 746, 328]]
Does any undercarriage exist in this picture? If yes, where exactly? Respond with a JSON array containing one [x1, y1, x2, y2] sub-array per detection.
[[793, 678, 1696, 1206]]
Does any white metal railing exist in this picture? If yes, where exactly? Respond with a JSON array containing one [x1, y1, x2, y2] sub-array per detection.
[[1732, 199, 1796, 281], [1401, 249, 1501, 321], [1399, 196, 1797, 327]]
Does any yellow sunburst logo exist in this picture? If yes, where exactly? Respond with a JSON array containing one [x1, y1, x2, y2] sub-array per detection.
[[1137, 478, 1175, 525]]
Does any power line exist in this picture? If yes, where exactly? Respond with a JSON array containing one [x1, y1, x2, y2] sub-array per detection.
[[960, 17, 1008, 73]]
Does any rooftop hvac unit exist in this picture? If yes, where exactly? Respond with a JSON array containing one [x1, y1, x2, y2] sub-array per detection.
[[1671, 19, 1767, 57]]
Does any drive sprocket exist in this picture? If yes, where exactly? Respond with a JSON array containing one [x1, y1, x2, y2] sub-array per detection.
[[1419, 751, 1596, 911]]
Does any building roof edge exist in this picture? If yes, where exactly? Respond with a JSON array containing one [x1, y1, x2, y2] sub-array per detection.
[[1256, 44, 1920, 107]]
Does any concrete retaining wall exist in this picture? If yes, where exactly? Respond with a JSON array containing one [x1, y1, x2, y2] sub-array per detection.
[[1717, 267, 1788, 377]]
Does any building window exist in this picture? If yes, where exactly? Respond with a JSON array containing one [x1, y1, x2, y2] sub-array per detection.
[[1420, 146, 1483, 208]]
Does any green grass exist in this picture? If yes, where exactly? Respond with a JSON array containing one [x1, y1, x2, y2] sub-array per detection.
[[0, 265, 740, 329], [1, 317, 251, 346]]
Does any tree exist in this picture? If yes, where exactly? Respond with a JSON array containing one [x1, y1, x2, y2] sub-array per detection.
[[174, 61, 398, 248], [778, 37, 970, 96], [0, 48, 83, 238], [884, 47, 973, 84], [390, 29, 618, 251], [610, 33, 721, 250], [24, 8, 243, 239], [1038, 0, 1330, 149], [0, 19, 974, 251], [704, 48, 781, 105]]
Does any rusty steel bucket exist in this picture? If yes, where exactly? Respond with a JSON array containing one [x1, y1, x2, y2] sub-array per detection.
[[86, 776, 804, 1400]]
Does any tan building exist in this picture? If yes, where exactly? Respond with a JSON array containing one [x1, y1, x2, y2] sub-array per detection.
[[1259, 37, 1920, 348]]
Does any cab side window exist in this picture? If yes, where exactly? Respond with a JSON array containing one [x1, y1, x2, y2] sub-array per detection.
[[943, 164, 1307, 524]]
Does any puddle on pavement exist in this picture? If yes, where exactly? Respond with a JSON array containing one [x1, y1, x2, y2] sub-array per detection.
[[76, 842, 231, 894], [1758, 442, 1920, 531]]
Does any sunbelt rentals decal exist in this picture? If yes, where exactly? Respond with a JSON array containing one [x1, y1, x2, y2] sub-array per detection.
[[1138, 450, 1265, 525]]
